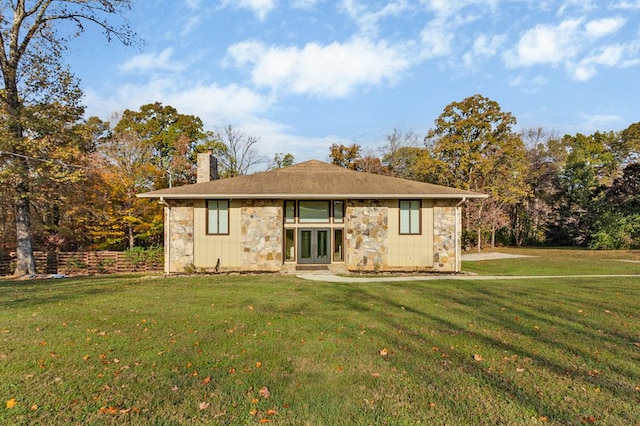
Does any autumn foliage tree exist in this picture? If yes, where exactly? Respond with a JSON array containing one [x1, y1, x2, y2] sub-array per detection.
[[0, 0, 135, 275], [422, 94, 529, 250]]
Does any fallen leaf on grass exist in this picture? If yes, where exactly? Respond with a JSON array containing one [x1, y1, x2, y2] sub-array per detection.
[[249, 408, 258, 416], [582, 415, 596, 424], [199, 402, 210, 410], [379, 348, 388, 356], [255, 361, 262, 368], [6, 398, 16, 409], [473, 354, 484, 361], [259, 386, 270, 399], [31, 404, 38, 411], [260, 418, 270, 424], [202, 376, 211, 385], [516, 368, 525, 373], [99, 406, 118, 415], [266, 408, 277, 415]]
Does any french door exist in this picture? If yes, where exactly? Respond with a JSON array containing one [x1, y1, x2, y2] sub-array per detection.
[[298, 228, 330, 264]]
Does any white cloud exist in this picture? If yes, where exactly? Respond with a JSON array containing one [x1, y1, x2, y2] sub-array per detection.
[[291, 0, 320, 10], [419, 17, 455, 59], [83, 79, 270, 126], [227, 37, 413, 97], [119, 48, 185, 73], [505, 15, 631, 81], [508, 74, 549, 93], [569, 44, 625, 80], [577, 113, 625, 133], [340, 0, 409, 36], [505, 18, 583, 67], [463, 34, 506, 68], [584, 16, 626, 38], [613, 0, 640, 10], [183, 0, 202, 10], [221, 0, 275, 21]]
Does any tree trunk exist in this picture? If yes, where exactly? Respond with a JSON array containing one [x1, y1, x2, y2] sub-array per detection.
[[128, 225, 135, 249], [477, 227, 482, 253], [14, 174, 36, 275], [491, 222, 496, 249]]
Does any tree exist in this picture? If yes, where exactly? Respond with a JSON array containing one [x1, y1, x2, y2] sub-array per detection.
[[268, 152, 295, 170], [329, 143, 388, 174], [424, 94, 529, 251], [207, 125, 264, 177], [589, 163, 640, 249], [0, 1, 135, 275], [113, 102, 211, 188], [380, 129, 421, 179]]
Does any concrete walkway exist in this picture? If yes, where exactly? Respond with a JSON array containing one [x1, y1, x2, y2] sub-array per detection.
[[296, 273, 640, 283]]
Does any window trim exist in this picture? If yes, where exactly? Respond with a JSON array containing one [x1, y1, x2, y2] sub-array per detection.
[[399, 199, 421, 235], [206, 199, 230, 235]]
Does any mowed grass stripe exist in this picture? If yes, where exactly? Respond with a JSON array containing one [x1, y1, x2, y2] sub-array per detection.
[[0, 270, 638, 424]]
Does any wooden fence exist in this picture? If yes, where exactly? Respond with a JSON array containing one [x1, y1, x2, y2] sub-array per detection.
[[0, 251, 163, 276]]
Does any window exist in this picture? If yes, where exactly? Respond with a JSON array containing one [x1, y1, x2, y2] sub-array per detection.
[[333, 200, 344, 223], [333, 229, 344, 261], [207, 200, 229, 234], [399, 200, 420, 234], [284, 200, 296, 223], [285, 229, 295, 261], [298, 201, 330, 223]]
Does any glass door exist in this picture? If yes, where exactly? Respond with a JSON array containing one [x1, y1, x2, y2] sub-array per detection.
[[298, 228, 330, 264]]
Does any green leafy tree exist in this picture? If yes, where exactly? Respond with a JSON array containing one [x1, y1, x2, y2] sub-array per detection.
[[589, 163, 640, 249], [0, 0, 135, 275], [114, 102, 210, 188], [268, 152, 295, 170], [424, 94, 530, 250]]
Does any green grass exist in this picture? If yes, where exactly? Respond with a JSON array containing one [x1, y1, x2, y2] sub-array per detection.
[[463, 247, 640, 276], [0, 257, 639, 425]]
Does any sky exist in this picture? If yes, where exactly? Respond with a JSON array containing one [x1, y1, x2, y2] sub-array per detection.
[[67, 0, 640, 165]]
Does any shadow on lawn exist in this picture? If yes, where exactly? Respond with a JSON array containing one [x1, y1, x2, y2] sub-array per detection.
[[297, 281, 639, 423], [0, 275, 141, 309]]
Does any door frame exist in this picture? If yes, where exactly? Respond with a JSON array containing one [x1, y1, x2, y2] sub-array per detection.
[[297, 228, 331, 264]]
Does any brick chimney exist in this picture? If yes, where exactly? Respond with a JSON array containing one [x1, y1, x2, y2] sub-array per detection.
[[196, 150, 218, 183]]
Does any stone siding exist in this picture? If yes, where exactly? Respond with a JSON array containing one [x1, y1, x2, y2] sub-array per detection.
[[433, 200, 460, 272], [345, 200, 389, 271], [167, 200, 194, 273], [241, 200, 283, 271]]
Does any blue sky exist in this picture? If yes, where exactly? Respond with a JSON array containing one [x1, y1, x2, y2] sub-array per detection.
[[68, 0, 640, 164]]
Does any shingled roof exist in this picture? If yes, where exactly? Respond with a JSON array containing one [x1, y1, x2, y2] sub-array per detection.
[[138, 160, 486, 200]]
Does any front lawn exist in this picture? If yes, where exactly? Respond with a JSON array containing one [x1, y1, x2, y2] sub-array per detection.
[[1, 271, 639, 425]]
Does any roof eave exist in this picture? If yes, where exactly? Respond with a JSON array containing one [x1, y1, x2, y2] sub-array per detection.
[[138, 193, 488, 200]]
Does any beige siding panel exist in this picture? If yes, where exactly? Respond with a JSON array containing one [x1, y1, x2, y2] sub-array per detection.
[[387, 200, 434, 268], [193, 200, 242, 269]]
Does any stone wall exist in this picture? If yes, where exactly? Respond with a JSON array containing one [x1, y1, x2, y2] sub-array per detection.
[[345, 200, 389, 271], [433, 200, 459, 272], [167, 200, 194, 273], [240, 200, 283, 271]]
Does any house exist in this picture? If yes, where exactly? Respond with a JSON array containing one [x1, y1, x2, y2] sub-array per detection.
[[138, 153, 486, 274]]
